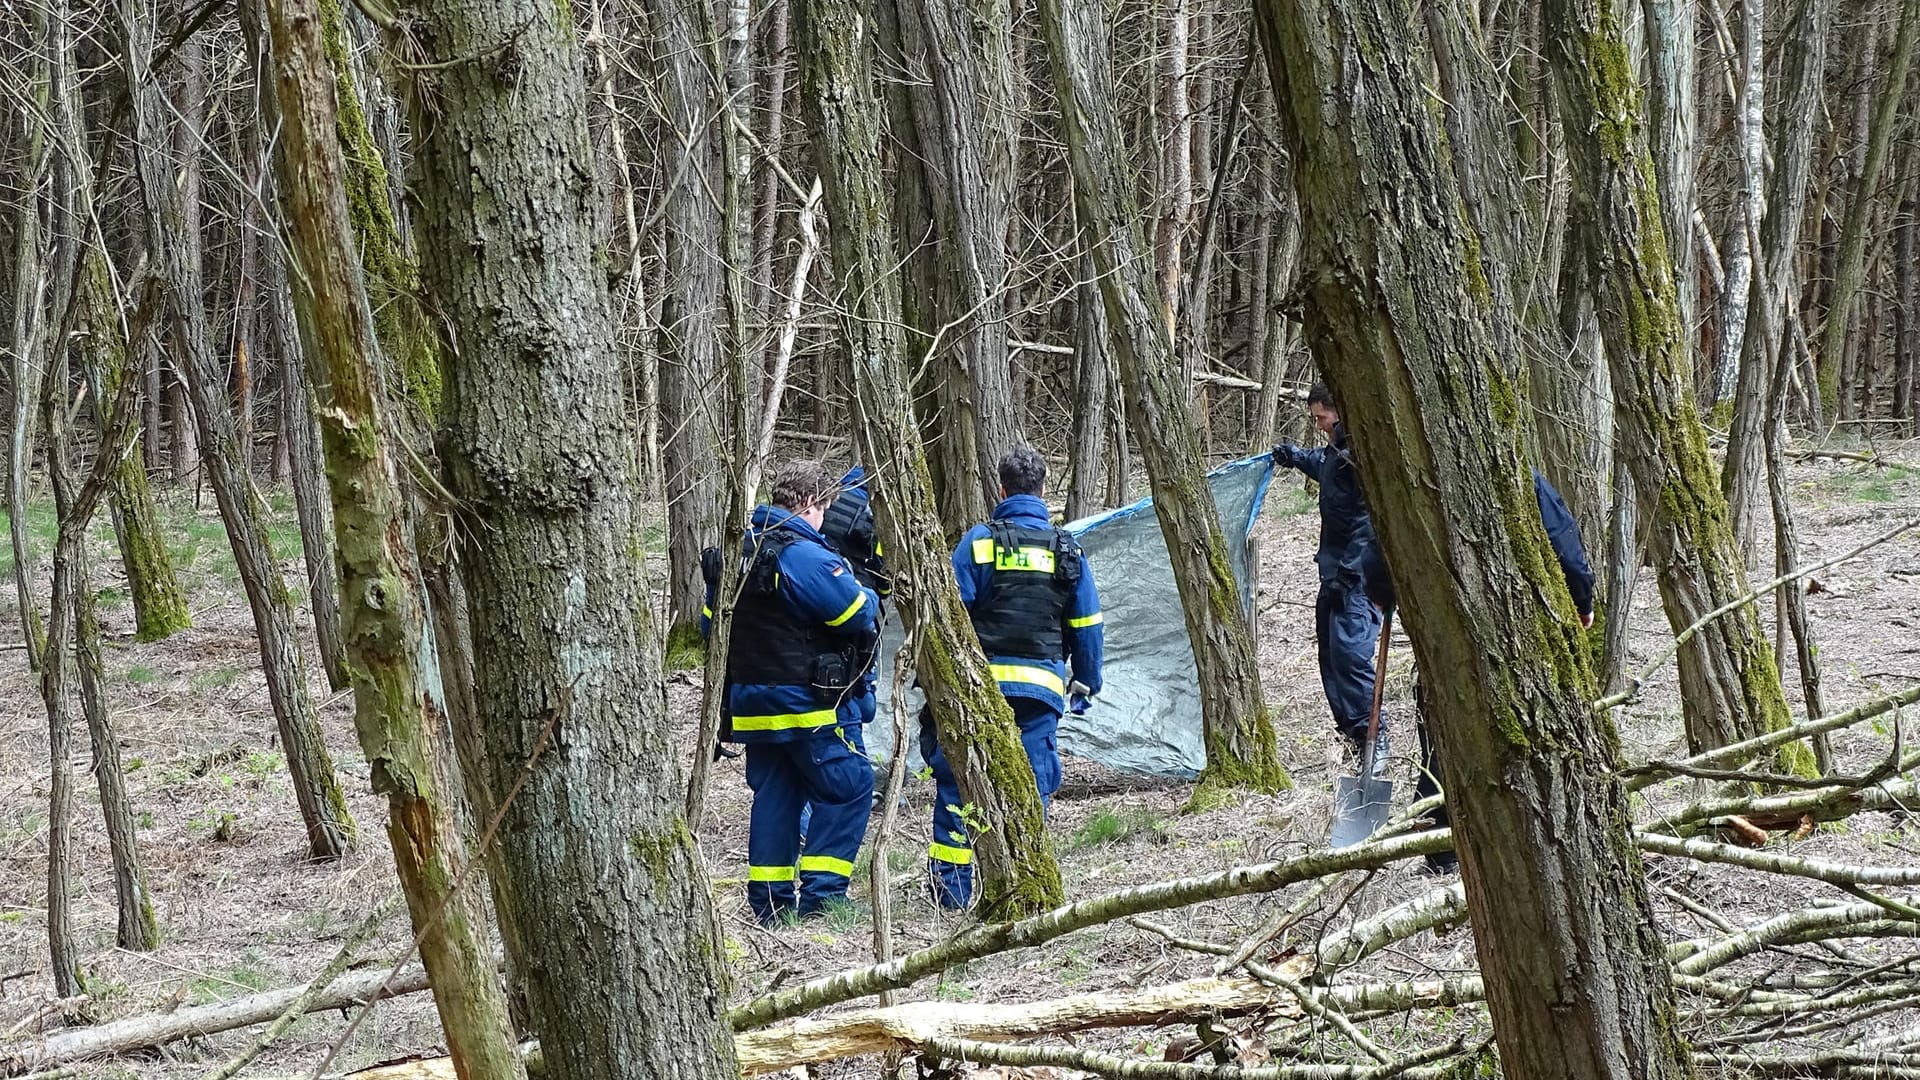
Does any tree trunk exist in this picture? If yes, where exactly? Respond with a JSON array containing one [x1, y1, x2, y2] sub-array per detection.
[[1251, 4, 1694, 1076], [125, 0, 357, 859], [1545, 0, 1810, 768], [893, 0, 1022, 522], [1643, 0, 1696, 385], [166, 37, 204, 490], [1038, 0, 1289, 796], [1898, 151, 1919, 427], [254, 0, 526, 1073], [1250, 145, 1300, 452], [41, 378, 83, 1002], [84, 245, 192, 644], [651, 0, 725, 661], [1155, 0, 1192, 346], [76, 256, 164, 952], [1725, 0, 1828, 551], [796, 0, 1065, 918], [1710, 0, 1761, 412], [1066, 251, 1109, 521], [399, 0, 741, 1074], [9, 25, 50, 672], [1819, 0, 1919, 428], [1766, 309, 1830, 769]]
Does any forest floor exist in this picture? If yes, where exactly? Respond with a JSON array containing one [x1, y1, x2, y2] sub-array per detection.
[[1, 449, 1917, 1077]]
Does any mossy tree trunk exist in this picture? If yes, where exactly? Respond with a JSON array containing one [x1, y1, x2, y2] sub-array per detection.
[[795, 0, 1065, 919], [124, 0, 357, 859], [1544, 0, 1812, 770], [1037, 0, 1288, 797], [399, 0, 740, 1075], [80, 252, 191, 644], [649, 0, 724, 661], [71, 243, 164, 951], [892, 0, 1022, 524], [255, 0, 525, 1072], [1251, 3, 1694, 1076]]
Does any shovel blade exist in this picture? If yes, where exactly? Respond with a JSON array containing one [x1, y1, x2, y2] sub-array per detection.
[[1330, 775, 1394, 848]]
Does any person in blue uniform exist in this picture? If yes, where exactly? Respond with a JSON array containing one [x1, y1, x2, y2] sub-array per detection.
[[923, 447, 1104, 909], [1271, 383, 1389, 768], [715, 460, 881, 924]]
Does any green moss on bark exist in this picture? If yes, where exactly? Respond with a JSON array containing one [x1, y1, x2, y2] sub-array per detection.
[[664, 622, 706, 670]]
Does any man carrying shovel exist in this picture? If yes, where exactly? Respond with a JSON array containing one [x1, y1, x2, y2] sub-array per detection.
[[1271, 383, 1392, 778]]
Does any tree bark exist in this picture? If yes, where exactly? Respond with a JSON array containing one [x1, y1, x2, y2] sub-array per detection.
[[1643, 0, 1697, 387], [125, 0, 357, 859], [1545, 0, 1808, 768], [1252, 4, 1695, 1077], [651, 0, 725, 660], [1724, 0, 1828, 551], [74, 255, 164, 952], [257, 0, 525, 1072], [1816, 0, 1920, 424], [9, 19, 50, 672], [1709, 0, 1761, 411], [1066, 251, 1110, 521], [1898, 150, 1919, 427], [165, 36, 203, 489], [91, 245, 192, 645], [1038, 0, 1289, 796], [796, 0, 1066, 918], [398, 0, 740, 1075], [893, 0, 1023, 521]]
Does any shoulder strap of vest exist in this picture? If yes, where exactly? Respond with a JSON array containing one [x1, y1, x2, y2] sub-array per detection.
[[744, 527, 801, 595]]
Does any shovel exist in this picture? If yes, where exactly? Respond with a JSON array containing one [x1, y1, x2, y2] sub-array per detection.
[[1331, 607, 1394, 848]]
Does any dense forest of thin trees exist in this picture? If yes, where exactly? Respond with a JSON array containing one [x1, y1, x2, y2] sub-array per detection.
[[3, 0, 1920, 1074]]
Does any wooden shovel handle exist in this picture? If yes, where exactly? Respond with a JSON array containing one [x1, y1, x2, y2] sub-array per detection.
[[1361, 607, 1392, 772]]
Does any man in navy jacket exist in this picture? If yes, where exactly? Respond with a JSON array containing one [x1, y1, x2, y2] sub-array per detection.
[[712, 460, 881, 923], [1272, 383, 1389, 767], [923, 447, 1103, 909]]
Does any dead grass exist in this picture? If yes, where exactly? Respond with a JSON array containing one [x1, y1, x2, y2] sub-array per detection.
[[0, 452, 1917, 1075]]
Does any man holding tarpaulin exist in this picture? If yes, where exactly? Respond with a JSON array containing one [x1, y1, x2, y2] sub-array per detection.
[[1271, 382, 1391, 771]]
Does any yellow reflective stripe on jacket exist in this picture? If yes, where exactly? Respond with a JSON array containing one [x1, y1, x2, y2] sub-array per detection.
[[825, 589, 867, 627], [1068, 611, 1103, 628], [798, 855, 855, 877], [993, 545, 1056, 573], [989, 664, 1066, 696], [971, 537, 996, 563], [928, 842, 973, 865], [702, 605, 713, 619], [730, 709, 839, 732], [748, 864, 796, 882]]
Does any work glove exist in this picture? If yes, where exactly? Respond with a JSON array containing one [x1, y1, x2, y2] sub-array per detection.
[[1270, 444, 1299, 470]]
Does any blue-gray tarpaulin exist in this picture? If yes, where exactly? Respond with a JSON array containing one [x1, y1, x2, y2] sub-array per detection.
[[865, 453, 1276, 779]]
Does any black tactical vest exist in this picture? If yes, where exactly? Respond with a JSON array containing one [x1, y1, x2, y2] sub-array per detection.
[[819, 490, 885, 593], [729, 529, 858, 697], [969, 520, 1081, 661]]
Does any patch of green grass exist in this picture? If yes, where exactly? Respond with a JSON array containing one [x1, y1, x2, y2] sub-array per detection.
[[1067, 805, 1168, 850], [243, 749, 284, 781], [190, 664, 244, 692], [1272, 486, 1317, 518], [189, 952, 272, 1003], [127, 664, 159, 685]]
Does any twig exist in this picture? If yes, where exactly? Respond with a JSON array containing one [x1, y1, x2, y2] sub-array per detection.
[[727, 828, 1451, 1030], [1595, 514, 1920, 710], [1639, 831, 1920, 889], [309, 685, 571, 1078], [197, 897, 399, 1080], [918, 1035, 1460, 1080]]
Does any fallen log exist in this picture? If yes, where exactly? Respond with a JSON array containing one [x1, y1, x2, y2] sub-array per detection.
[[2, 966, 431, 1073], [339, 975, 1292, 1079]]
